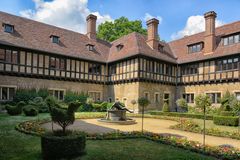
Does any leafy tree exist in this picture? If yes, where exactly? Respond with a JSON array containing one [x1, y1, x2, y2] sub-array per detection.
[[195, 94, 212, 111], [97, 17, 147, 42], [138, 97, 150, 133]]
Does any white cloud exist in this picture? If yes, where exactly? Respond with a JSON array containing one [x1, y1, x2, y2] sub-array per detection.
[[20, 0, 112, 34], [171, 15, 225, 40], [144, 13, 162, 24]]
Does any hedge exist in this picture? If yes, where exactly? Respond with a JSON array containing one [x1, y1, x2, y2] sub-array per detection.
[[149, 111, 213, 120], [41, 132, 86, 160], [23, 105, 38, 116], [213, 116, 239, 126]]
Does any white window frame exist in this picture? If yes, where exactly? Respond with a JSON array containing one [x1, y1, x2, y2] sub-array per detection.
[[182, 92, 195, 104], [48, 88, 65, 101], [205, 91, 222, 104], [0, 85, 17, 101], [88, 91, 102, 102]]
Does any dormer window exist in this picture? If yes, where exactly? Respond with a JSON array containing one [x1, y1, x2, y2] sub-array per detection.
[[222, 33, 240, 46], [3, 24, 14, 33], [50, 35, 60, 44], [116, 44, 123, 51], [158, 44, 164, 52], [188, 42, 203, 54], [86, 44, 95, 51]]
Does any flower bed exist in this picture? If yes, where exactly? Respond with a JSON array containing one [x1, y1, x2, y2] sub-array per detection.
[[170, 119, 240, 140], [16, 118, 240, 160]]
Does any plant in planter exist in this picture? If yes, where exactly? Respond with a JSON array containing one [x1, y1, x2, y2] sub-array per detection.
[[42, 97, 86, 160]]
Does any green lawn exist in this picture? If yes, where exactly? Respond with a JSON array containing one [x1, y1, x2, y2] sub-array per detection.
[[0, 113, 216, 160]]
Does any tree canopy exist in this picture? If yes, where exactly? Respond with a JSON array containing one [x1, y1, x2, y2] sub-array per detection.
[[97, 17, 147, 42]]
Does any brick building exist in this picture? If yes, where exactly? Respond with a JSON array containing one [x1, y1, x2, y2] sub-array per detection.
[[0, 11, 239, 112]]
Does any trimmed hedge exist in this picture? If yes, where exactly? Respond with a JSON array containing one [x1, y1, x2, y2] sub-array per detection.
[[220, 111, 235, 116], [23, 105, 38, 116], [41, 132, 86, 160], [213, 116, 239, 126], [149, 111, 213, 120], [5, 101, 25, 115]]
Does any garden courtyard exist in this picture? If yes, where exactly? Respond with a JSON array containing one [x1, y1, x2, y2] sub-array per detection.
[[0, 113, 217, 160], [42, 117, 240, 149]]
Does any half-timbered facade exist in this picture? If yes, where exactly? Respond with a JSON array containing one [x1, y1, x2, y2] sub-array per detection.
[[0, 11, 240, 112]]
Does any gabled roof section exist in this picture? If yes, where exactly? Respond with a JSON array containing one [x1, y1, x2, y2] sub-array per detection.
[[108, 32, 177, 63], [169, 21, 240, 64], [0, 11, 110, 62]]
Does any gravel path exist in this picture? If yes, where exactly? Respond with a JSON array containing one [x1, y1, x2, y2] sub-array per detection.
[[41, 118, 240, 149]]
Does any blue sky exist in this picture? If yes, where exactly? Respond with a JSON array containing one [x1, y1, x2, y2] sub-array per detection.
[[0, 0, 240, 41]]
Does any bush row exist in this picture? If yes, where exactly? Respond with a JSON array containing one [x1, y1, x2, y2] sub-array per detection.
[[149, 111, 213, 120], [213, 116, 239, 126]]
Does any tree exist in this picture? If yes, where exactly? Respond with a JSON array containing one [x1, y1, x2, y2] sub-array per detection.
[[219, 91, 237, 111], [138, 97, 150, 133], [194, 94, 212, 150], [97, 17, 147, 42], [131, 99, 137, 113]]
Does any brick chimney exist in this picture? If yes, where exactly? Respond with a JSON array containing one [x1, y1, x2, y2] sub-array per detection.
[[204, 11, 217, 54], [86, 14, 97, 40], [146, 18, 159, 50]]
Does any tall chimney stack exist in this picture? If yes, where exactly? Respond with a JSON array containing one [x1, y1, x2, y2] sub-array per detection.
[[146, 18, 159, 50], [204, 11, 217, 54], [86, 14, 97, 40]]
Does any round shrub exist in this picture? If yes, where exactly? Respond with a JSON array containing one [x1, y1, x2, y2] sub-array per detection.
[[5, 101, 25, 115], [23, 105, 38, 116], [41, 132, 86, 160]]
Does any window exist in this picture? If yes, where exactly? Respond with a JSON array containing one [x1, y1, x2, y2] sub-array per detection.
[[50, 57, 56, 69], [48, 89, 64, 100], [215, 57, 239, 71], [0, 86, 16, 101], [110, 65, 117, 75], [165, 65, 172, 76], [0, 48, 5, 61], [51, 35, 60, 44], [206, 93, 221, 103], [188, 43, 203, 53], [181, 64, 198, 75], [116, 44, 123, 51], [88, 91, 101, 102], [86, 44, 94, 51], [4, 24, 14, 33], [89, 64, 101, 75], [154, 93, 160, 103], [182, 93, 194, 103], [144, 92, 150, 100], [235, 92, 240, 101], [2, 49, 19, 64], [164, 93, 170, 104], [158, 44, 164, 52], [223, 33, 240, 46], [59, 59, 66, 70]]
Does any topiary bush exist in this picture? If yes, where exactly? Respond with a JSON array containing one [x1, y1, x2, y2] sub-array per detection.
[[13, 89, 38, 103], [23, 105, 38, 116], [5, 101, 25, 115], [176, 98, 188, 112], [213, 115, 239, 126], [41, 132, 86, 160], [162, 102, 170, 112], [29, 97, 48, 113], [64, 91, 88, 104]]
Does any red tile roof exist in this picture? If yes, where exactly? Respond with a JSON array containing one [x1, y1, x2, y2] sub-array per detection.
[[0, 11, 240, 64], [169, 21, 240, 64]]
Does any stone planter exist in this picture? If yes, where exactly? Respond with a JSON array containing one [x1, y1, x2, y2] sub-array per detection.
[[41, 133, 86, 160]]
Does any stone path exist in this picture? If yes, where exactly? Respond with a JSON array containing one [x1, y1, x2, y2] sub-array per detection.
[[42, 118, 240, 149]]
